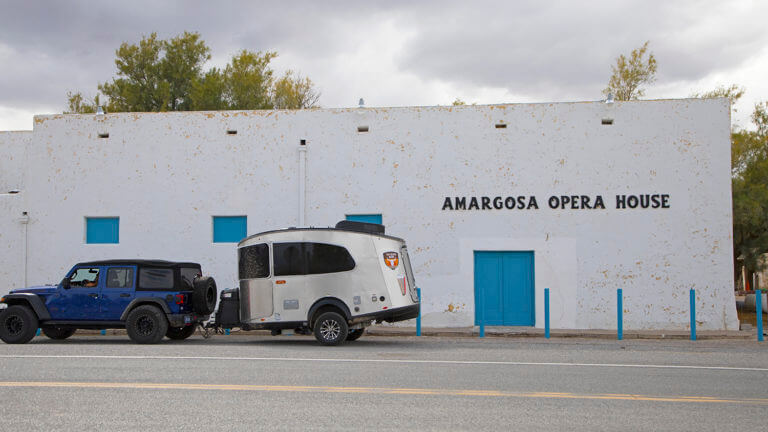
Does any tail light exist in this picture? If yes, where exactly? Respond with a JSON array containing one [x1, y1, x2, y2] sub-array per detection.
[[398, 277, 407, 296], [175, 294, 187, 305]]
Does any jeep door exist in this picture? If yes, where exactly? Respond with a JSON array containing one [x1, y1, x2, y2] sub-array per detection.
[[99, 266, 136, 320], [47, 266, 102, 320]]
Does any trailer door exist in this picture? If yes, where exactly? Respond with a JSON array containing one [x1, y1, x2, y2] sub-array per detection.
[[238, 243, 273, 321]]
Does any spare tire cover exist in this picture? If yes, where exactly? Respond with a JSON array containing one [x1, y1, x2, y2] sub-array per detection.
[[192, 276, 218, 315]]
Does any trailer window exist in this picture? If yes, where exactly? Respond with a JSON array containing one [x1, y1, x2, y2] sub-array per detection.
[[239, 243, 269, 279], [274, 242, 355, 276]]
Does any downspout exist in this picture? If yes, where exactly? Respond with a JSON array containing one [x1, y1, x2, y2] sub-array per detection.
[[19, 210, 29, 287], [298, 139, 307, 226]]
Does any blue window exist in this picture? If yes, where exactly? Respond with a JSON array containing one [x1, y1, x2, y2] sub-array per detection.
[[213, 216, 247, 243], [86, 217, 119, 244], [345, 214, 382, 224]]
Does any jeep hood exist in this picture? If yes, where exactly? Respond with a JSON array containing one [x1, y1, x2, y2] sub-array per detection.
[[10, 285, 58, 295]]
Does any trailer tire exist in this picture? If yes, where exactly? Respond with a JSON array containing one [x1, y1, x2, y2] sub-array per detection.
[[166, 325, 196, 340], [192, 276, 217, 315], [126, 305, 168, 344], [346, 328, 364, 341], [313, 312, 348, 346], [42, 327, 76, 340], [0, 305, 39, 344]]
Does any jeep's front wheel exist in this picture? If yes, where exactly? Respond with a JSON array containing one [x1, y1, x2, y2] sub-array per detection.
[[42, 327, 76, 340], [0, 305, 39, 344], [126, 305, 168, 344], [313, 312, 348, 346], [166, 325, 196, 340]]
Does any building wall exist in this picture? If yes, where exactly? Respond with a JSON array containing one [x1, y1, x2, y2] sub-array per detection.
[[0, 131, 30, 291], [0, 99, 737, 330]]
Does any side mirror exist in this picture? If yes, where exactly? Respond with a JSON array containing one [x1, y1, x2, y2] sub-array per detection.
[[61, 278, 71, 289]]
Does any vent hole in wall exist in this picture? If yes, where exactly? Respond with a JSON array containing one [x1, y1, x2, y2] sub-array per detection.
[[601, 118, 614, 125], [357, 126, 369, 133], [227, 129, 237, 135], [495, 123, 507, 129], [98, 132, 109, 138]]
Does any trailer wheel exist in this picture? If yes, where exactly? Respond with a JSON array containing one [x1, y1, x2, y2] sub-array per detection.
[[346, 328, 364, 341], [0, 305, 39, 344], [126, 305, 168, 344], [166, 325, 196, 340], [42, 327, 76, 340], [192, 276, 217, 315], [313, 312, 348, 346]]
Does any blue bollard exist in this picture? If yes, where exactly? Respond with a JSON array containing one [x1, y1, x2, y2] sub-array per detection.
[[757, 290, 764, 342], [416, 288, 422, 336], [617, 289, 623, 341], [690, 289, 696, 341], [225, 328, 230, 335], [36, 328, 41, 337], [101, 329, 106, 336], [544, 288, 550, 339]]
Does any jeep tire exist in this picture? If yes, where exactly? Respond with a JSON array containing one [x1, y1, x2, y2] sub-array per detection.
[[42, 327, 76, 340], [166, 325, 196, 340], [346, 328, 365, 341], [126, 305, 168, 344], [192, 276, 217, 315], [313, 311, 348, 346], [0, 305, 39, 344]]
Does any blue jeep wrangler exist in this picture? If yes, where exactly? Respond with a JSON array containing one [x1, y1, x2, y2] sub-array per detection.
[[0, 260, 217, 344]]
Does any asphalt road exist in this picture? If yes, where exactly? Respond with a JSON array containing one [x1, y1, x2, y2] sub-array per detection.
[[1, 334, 767, 431]]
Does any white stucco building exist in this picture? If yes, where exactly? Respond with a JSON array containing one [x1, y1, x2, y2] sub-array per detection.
[[0, 98, 737, 330]]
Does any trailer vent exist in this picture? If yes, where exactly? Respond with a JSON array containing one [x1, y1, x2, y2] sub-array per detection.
[[335, 220, 385, 235]]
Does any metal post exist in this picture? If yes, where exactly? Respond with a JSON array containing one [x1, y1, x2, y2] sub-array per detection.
[[416, 287, 422, 336], [757, 290, 764, 342], [544, 288, 550, 339], [690, 289, 696, 341], [298, 142, 307, 227], [479, 286, 485, 338], [617, 289, 623, 340]]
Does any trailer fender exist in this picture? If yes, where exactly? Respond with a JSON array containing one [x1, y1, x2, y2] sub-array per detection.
[[308, 297, 351, 326], [1, 293, 52, 321]]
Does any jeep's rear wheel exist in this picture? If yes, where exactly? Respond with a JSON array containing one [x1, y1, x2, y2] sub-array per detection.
[[313, 312, 348, 346], [42, 327, 76, 340], [166, 325, 196, 340], [192, 276, 217, 315], [126, 305, 168, 344], [0, 305, 39, 344]]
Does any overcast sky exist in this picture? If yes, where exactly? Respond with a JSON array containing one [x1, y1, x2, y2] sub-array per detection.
[[1, 0, 766, 130]]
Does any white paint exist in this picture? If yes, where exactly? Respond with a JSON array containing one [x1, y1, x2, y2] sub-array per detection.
[[1, 355, 765, 372], [0, 99, 737, 330]]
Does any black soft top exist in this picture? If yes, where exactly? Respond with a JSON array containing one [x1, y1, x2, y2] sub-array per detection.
[[76, 259, 201, 268]]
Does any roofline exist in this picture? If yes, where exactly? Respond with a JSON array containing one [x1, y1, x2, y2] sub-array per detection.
[[238, 227, 405, 246], [75, 259, 201, 267]]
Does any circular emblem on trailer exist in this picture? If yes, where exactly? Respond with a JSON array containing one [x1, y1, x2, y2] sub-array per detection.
[[383, 252, 399, 269]]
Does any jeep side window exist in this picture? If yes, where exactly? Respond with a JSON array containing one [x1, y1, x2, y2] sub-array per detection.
[[274, 242, 355, 276], [138, 268, 174, 290], [106, 268, 134, 289], [239, 243, 269, 279], [69, 267, 100, 287]]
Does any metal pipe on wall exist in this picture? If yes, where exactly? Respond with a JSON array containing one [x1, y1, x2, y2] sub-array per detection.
[[298, 140, 307, 227]]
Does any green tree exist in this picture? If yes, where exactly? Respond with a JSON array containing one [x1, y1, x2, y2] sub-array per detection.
[[273, 70, 320, 109], [224, 50, 277, 110], [67, 32, 320, 113], [603, 41, 657, 101]]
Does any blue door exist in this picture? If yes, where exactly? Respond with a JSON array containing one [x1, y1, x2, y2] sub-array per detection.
[[99, 266, 137, 320], [48, 266, 103, 320], [474, 251, 534, 326]]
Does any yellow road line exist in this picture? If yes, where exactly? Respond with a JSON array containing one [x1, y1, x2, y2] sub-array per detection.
[[0, 381, 766, 405]]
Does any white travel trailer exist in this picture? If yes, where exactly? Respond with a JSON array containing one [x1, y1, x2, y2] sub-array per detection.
[[212, 221, 420, 345]]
